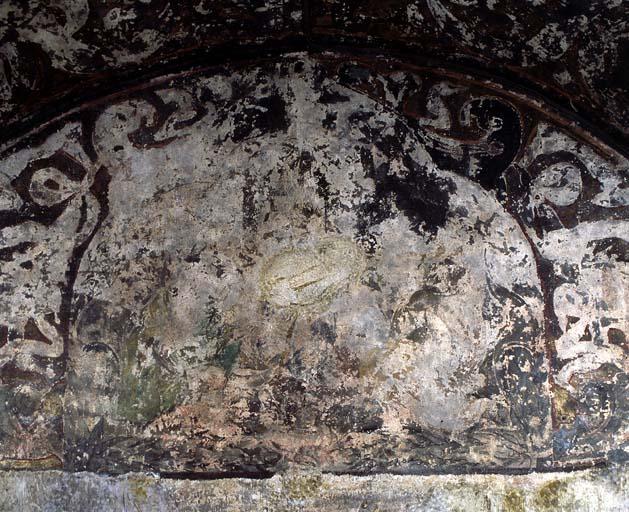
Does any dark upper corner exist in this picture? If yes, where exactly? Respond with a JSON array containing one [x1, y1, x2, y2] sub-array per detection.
[[0, 1, 627, 151]]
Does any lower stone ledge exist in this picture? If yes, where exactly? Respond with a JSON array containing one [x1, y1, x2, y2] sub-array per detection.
[[0, 466, 627, 511]]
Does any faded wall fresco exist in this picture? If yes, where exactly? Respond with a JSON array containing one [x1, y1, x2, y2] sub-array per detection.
[[0, 53, 626, 476]]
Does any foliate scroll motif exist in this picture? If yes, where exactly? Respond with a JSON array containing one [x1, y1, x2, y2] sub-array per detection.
[[0, 0, 303, 129], [312, 0, 629, 136], [0, 85, 198, 467], [0, 125, 109, 466], [505, 125, 628, 466], [0, 54, 626, 474]]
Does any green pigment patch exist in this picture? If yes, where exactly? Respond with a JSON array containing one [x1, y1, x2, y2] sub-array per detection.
[[503, 488, 525, 512], [534, 480, 569, 511]]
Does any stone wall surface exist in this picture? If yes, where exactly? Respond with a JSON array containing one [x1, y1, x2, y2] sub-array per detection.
[[0, 54, 626, 483], [0, 466, 627, 511]]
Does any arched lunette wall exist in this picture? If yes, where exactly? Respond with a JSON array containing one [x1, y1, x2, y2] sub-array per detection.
[[0, 51, 627, 478]]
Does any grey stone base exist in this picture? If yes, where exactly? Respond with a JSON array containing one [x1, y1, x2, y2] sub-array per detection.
[[0, 466, 627, 511]]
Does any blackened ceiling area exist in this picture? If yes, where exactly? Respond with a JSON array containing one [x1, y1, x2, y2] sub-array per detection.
[[0, 1, 627, 152]]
